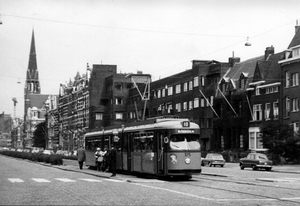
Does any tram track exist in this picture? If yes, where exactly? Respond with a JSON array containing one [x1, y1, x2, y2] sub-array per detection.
[[167, 175, 300, 204], [194, 175, 300, 191]]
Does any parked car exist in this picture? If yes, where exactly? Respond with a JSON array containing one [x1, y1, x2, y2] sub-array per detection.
[[239, 153, 273, 171], [23, 148, 31, 153], [31, 147, 44, 153], [56, 150, 69, 156], [16, 148, 23, 152], [42, 150, 54, 155], [201, 153, 226, 167]]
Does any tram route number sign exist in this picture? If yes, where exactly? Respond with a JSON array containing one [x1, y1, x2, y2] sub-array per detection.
[[181, 121, 190, 127]]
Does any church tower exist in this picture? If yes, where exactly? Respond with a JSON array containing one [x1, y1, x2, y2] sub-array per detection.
[[24, 30, 41, 119], [24, 30, 41, 121]]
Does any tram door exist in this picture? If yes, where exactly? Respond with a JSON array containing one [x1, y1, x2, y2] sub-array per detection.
[[157, 132, 165, 174], [126, 133, 132, 171]]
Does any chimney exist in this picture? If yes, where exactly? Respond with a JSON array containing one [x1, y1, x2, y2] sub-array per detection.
[[265, 46, 274, 60], [295, 20, 300, 34], [228, 57, 240, 67]]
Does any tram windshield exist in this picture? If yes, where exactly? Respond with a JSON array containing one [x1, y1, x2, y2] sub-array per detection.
[[169, 134, 200, 150]]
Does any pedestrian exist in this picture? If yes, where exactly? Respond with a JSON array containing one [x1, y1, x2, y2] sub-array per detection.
[[110, 145, 117, 177], [77, 145, 86, 170], [95, 147, 105, 172], [103, 147, 109, 172]]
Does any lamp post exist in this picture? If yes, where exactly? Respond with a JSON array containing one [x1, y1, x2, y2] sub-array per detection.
[[44, 104, 50, 149]]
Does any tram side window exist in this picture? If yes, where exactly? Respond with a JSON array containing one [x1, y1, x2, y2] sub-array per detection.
[[122, 133, 128, 151], [86, 139, 93, 150], [115, 136, 121, 151], [104, 136, 110, 149], [140, 133, 147, 150], [94, 139, 102, 150], [133, 133, 141, 151], [144, 132, 154, 151]]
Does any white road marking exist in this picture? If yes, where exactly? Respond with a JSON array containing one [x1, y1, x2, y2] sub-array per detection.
[[32, 178, 51, 183], [79, 178, 102, 182], [8, 178, 24, 183], [55, 178, 76, 182], [104, 179, 125, 182], [283, 178, 300, 181], [280, 197, 300, 200], [132, 183, 279, 202]]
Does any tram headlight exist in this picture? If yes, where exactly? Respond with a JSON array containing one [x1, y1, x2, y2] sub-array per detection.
[[185, 158, 191, 164], [170, 154, 177, 164]]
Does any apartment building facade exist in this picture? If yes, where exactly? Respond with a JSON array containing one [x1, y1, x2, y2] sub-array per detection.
[[279, 25, 300, 131]]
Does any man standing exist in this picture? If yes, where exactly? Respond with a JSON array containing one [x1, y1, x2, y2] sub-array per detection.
[[110, 145, 117, 177], [77, 145, 86, 170]]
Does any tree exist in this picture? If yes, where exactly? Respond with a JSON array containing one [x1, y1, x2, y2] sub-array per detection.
[[261, 120, 300, 163], [32, 121, 47, 149]]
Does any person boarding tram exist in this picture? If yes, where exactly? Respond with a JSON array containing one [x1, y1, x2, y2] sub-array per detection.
[[95, 147, 106, 172]]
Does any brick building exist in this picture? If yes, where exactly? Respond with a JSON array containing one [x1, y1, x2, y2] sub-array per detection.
[[279, 24, 300, 131]]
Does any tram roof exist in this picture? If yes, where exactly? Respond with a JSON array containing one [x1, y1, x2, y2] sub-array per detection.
[[85, 118, 199, 137]]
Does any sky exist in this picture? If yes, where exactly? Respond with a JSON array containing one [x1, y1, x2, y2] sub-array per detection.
[[0, 0, 300, 119]]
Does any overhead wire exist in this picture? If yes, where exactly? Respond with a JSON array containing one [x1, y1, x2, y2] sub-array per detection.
[[2, 13, 246, 38], [0, 14, 296, 82]]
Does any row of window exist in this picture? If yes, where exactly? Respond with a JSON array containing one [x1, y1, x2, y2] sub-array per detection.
[[285, 72, 299, 88], [256, 86, 279, 95], [285, 97, 299, 116], [253, 97, 300, 121], [107, 82, 133, 92], [252, 101, 279, 121], [94, 96, 215, 121], [95, 112, 124, 121], [153, 77, 199, 99]]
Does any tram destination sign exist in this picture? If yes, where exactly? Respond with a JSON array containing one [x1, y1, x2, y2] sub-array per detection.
[[178, 129, 195, 133]]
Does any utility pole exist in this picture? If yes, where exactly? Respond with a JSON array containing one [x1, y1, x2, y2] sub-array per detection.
[[12, 98, 17, 119], [12, 98, 18, 147]]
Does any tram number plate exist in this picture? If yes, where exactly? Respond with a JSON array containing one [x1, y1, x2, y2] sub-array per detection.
[[185, 152, 191, 156]]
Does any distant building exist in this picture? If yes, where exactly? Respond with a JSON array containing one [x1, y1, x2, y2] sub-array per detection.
[[57, 64, 136, 151], [0, 112, 12, 146]]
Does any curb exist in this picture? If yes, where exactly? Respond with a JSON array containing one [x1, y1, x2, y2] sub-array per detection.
[[201, 172, 230, 178]]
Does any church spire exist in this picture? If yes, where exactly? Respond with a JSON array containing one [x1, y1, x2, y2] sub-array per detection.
[[25, 29, 40, 94]]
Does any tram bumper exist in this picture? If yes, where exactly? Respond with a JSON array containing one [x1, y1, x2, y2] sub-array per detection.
[[167, 169, 202, 176]]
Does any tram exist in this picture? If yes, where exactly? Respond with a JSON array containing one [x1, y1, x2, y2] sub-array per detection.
[[84, 117, 202, 178]]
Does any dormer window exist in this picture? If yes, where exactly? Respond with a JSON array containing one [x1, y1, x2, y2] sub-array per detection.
[[292, 47, 300, 57], [240, 79, 245, 89], [222, 83, 226, 93], [256, 88, 260, 95], [239, 72, 248, 89]]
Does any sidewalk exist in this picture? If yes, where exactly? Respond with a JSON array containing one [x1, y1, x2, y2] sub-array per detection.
[[47, 159, 162, 183], [47, 160, 300, 180], [223, 162, 300, 174]]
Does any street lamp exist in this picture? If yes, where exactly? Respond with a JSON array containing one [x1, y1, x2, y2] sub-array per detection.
[[245, 37, 251, 46]]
